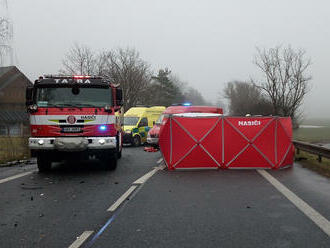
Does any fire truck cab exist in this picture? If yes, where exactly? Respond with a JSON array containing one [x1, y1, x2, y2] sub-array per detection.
[[26, 75, 123, 172]]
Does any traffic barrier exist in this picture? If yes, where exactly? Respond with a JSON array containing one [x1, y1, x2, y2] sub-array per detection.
[[159, 114, 294, 170]]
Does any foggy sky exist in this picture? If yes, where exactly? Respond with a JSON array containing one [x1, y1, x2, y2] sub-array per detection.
[[7, 0, 330, 118]]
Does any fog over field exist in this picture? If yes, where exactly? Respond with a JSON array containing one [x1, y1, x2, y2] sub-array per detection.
[[7, 0, 330, 118]]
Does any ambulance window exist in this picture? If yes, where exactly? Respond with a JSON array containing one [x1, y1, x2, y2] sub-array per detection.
[[156, 114, 164, 125], [139, 117, 148, 127]]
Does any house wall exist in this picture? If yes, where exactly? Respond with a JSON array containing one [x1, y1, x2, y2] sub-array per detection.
[[0, 77, 27, 105], [0, 67, 32, 162]]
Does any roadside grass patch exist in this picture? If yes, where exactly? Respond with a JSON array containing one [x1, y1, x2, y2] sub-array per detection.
[[0, 137, 30, 164], [293, 127, 330, 143], [295, 151, 330, 178]]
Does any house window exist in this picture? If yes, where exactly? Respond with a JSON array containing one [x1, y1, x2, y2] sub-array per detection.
[[0, 125, 8, 136], [9, 123, 21, 136]]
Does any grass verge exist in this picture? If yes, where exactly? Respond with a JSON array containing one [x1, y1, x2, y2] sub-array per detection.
[[295, 151, 330, 178], [293, 127, 330, 143]]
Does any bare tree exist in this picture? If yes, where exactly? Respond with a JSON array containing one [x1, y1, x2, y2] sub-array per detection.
[[183, 87, 208, 105], [254, 45, 311, 124], [224, 81, 274, 116], [60, 45, 153, 110], [59, 44, 208, 110], [60, 43, 96, 75], [216, 92, 226, 113], [99, 48, 151, 110]]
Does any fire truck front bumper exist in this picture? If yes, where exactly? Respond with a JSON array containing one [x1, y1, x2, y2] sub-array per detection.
[[29, 137, 117, 151]]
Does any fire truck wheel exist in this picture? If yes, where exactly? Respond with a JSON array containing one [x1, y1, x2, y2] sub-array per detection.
[[103, 152, 117, 170], [37, 155, 52, 172], [132, 135, 141, 147]]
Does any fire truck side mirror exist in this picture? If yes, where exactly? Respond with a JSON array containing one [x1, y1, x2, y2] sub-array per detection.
[[26, 87, 34, 106], [116, 88, 123, 106]]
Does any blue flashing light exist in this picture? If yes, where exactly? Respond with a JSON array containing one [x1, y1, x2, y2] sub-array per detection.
[[99, 125, 107, 131], [183, 102, 192, 106]]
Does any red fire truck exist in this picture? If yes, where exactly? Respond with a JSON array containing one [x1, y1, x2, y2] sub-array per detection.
[[26, 75, 123, 172]]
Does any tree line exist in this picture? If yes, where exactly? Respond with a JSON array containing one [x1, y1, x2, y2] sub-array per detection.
[[60, 43, 311, 125], [60, 44, 210, 111], [222, 45, 311, 127]]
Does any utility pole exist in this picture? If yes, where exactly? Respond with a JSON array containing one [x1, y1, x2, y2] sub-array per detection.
[[0, 0, 14, 66]]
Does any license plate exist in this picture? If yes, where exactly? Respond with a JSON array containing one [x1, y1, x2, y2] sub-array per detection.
[[62, 127, 82, 133]]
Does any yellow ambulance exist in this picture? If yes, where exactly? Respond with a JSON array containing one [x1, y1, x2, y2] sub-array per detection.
[[123, 106, 165, 146]]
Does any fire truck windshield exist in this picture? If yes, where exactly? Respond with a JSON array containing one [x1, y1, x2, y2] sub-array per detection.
[[36, 87, 112, 108]]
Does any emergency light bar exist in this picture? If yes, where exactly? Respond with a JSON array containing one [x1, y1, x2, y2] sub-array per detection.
[[171, 102, 192, 106], [44, 75, 102, 79]]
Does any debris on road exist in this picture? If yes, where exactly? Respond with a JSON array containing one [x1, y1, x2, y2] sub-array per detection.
[[144, 147, 159, 152], [0, 159, 35, 168]]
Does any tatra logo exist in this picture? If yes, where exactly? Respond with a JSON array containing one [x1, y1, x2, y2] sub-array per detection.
[[67, 115, 76, 124], [238, 120, 261, 126], [76, 79, 91, 84], [55, 79, 91, 84], [80, 115, 96, 120], [55, 79, 68, 84]]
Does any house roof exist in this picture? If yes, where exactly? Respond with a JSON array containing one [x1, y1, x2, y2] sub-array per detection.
[[0, 66, 32, 91], [0, 109, 29, 123]]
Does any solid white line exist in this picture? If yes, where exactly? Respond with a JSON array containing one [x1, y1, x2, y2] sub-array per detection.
[[157, 158, 163, 164], [258, 169, 330, 236], [68, 231, 94, 248], [133, 166, 162, 185], [0, 171, 34, 184], [107, 185, 137, 212]]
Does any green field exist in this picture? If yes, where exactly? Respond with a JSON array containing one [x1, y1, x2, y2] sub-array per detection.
[[293, 118, 330, 143]]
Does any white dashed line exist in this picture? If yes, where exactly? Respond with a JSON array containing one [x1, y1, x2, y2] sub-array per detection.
[[157, 158, 163, 164], [107, 185, 137, 212], [258, 169, 330, 237], [70, 162, 164, 247], [107, 165, 163, 212], [0, 171, 35, 184], [133, 166, 163, 185], [68, 231, 93, 248]]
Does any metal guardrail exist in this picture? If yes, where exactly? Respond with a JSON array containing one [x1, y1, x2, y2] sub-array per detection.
[[293, 140, 330, 162]]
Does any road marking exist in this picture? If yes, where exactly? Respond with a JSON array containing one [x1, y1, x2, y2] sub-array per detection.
[[87, 164, 164, 246], [0, 171, 34, 184], [258, 169, 330, 236], [157, 158, 163, 164], [133, 166, 163, 185], [107, 185, 137, 212], [107, 165, 163, 212], [68, 231, 93, 248]]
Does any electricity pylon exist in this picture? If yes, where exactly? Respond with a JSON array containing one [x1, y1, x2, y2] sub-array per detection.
[[0, 0, 14, 66]]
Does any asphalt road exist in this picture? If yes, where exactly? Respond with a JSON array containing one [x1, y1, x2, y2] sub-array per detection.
[[0, 147, 329, 248]]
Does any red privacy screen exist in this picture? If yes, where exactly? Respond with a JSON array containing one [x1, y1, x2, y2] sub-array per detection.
[[159, 115, 294, 170]]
